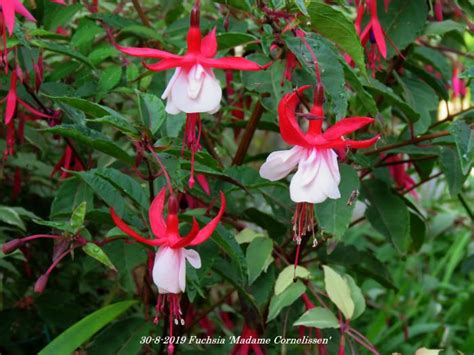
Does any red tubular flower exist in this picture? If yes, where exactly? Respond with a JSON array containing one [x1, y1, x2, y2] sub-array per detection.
[[0, 0, 36, 36], [260, 85, 379, 244], [110, 187, 225, 342], [360, 0, 387, 59], [230, 324, 264, 355], [51, 145, 85, 179], [385, 154, 418, 198], [117, 1, 263, 115], [434, 0, 443, 21], [358, 0, 387, 76]]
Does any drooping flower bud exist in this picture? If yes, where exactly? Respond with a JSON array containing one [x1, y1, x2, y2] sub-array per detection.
[[34, 274, 49, 293], [2, 239, 23, 254]]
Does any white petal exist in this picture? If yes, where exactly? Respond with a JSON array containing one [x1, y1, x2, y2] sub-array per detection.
[[161, 68, 181, 100], [319, 149, 341, 198], [169, 66, 222, 114], [290, 148, 341, 204], [165, 98, 181, 114], [178, 248, 187, 292], [152, 247, 183, 294], [187, 64, 205, 99], [183, 248, 201, 269], [259, 146, 304, 181]]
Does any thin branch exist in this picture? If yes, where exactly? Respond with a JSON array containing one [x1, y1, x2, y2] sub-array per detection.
[[402, 172, 442, 195], [457, 193, 473, 220], [418, 40, 474, 59], [430, 106, 474, 129], [365, 130, 452, 156], [232, 100, 264, 165], [131, 0, 152, 27]]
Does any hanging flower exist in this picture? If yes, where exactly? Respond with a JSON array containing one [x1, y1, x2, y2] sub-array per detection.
[[259, 85, 379, 244], [0, 0, 35, 36], [2, 70, 54, 158], [230, 323, 264, 355], [110, 187, 225, 353], [116, 1, 263, 115], [385, 154, 418, 198], [357, 0, 387, 76], [51, 144, 85, 179]]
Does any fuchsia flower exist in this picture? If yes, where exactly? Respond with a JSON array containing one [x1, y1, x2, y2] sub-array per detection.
[[451, 64, 466, 100], [260, 85, 380, 204], [117, 2, 263, 115], [0, 0, 35, 36], [385, 154, 418, 198], [355, 0, 387, 76], [2, 70, 53, 158], [110, 187, 225, 328], [434, 0, 443, 21], [359, 0, 387, 58], [51, 145, 85, 179], [230, 323, 264, 355]]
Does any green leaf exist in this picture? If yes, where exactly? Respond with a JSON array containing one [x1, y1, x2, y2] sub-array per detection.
[[365, 77, 419, 122], [82, 243, 117, 271], [43, 124, 133, 165], [0, 206, 26, 231], [103, 242, 146, 292], [459, 67, 474, 79], [275, 265, 310, 295], [137, 91, 166, 135], [38, 301, 137, 355], [87, 115, 139, 137], [439, 147, 466, 197], [399, 76, 438, 134], [216, 32, 257, 50], [241, 55, 291, 113], [449, 120, 473, 175], [235, 228, 266, 244], [31, 40, 94, 68], [293, 307, 340, 328], [246, 237, 273, 284], [307, 2, 366, 75], [362, 179, 410, 253], [98, 66, 122, 92], [51, 177, 94, 218], [409, 212, 426, 252], [267, 281, 306, 322], [344, 275, 366, 320], [378, 0, 428, 58], [70, 202, 87, 234], [87, 317, 153, 355], [94, 168, 149, 210], [285, 33, 347, 118], [45, 95, 126, 119], [343, 64, 377, 115], [323, 265, 354, 319], [425, 20, 466, 36], [315, 165, 360, 239], [294, 0, 309, 15]]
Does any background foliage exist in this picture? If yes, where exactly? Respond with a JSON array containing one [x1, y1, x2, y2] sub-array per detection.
[[0, 0, 473, 354]]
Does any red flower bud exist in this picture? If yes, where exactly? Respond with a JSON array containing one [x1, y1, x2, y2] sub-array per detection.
[[168, 194, 179, 215], [34, 274, 49, 293], [2, 239, 23, 254]]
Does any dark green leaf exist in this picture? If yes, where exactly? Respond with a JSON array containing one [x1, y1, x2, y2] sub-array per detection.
[[293, 307, 340, 328], [315, 165, 360, 239], [267, 281, 306, 322], [38, 301, 137, 355], [307, 2, 366, 75], [246, 237, 273, 284], [362, 179, 410, 253], [82, 243, 117, 271]]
